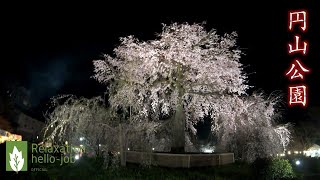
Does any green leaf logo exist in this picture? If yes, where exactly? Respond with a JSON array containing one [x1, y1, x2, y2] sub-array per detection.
[[9, 146, 25, 173], [6, 141, 28, 172]]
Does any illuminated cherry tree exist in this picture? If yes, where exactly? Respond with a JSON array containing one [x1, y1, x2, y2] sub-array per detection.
[[43, 95, 116, 154], [93, 23, 291, 161], [43, 95, 164, 158], [213, 92, 291, 162]]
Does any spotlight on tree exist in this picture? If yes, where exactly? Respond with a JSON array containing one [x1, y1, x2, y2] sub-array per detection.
[[75, 154, 80, 160]]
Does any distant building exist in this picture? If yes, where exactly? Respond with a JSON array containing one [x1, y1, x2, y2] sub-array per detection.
[[0, 128, 22, 144], [1, 85, 45, 142], [14, 108, 45, 142], [8, 86, 46, 142], [0, 115, 13, 132], [305, 144, 320, 157]]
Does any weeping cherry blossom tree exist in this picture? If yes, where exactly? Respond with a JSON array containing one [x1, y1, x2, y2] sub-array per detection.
[[92, 23, 290, 160]]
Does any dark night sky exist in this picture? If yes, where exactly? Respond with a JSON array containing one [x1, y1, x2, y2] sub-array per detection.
[[0, 2, 319, 122]]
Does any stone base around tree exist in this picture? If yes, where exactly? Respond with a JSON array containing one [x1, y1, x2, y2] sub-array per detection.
[[125, 151, 234, 168]]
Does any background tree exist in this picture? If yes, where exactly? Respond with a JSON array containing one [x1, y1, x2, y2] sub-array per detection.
[[43, 95, 115, 154], [43, 95, 165, 165], [213, 93, 291, 162], [93, 22, 291, 160], [289, 121, 320, 151]]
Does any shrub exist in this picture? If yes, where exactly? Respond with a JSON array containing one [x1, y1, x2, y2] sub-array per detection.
[[266, 158, 295, 180], [253, 157, 296, 180]]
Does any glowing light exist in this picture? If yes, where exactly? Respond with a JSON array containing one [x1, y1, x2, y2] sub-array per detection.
[[75, 155, 80, 160], [202, 148, 214, 153], [200, 146, 215, 153], [288, 151, 291, 155], [65, 141, 68, 145], [36, 136, 39, 139], [152, 148, 155, 151], [80, 137, 84, 141], [127, 148, 130, 151], [294, 151, 299, 154], [99, 144, 101, 147], [80, 144, 83, 147], [295, 160, 301, 165], [50, 125, 53, 128]]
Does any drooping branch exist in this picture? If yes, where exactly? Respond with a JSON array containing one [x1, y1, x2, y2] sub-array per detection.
[[92, 22, 291, 160]]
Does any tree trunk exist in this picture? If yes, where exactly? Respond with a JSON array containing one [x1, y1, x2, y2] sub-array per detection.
[[171, 64, 185, 153], [171, 103, 185, 153], [119, 123, 126, 166]]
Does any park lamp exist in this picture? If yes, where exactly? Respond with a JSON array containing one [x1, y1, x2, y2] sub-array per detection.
[[75, 154, 80, 160]]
